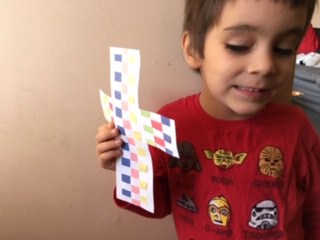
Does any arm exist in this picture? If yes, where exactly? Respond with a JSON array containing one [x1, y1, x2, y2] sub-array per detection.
[[303, 137, 320, 240]]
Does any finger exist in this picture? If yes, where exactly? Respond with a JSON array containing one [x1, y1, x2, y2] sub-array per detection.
[[99, 149, 122, 170], [96, 126, 120, 143], [96, 138, 122, 154], [98, 121, 114, 131], [98, 123, 109, 132]]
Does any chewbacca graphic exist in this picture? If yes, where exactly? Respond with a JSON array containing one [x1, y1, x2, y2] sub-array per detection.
[[259, 146, 284, 178]]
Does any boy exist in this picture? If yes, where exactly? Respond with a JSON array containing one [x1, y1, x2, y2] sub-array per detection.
[[96, 0, 320, 239]]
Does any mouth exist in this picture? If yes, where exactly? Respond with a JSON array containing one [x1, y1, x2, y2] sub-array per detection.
[[213, 219, 223, 225], [235, 86, 266, 93], [234, 85, 270, 99]]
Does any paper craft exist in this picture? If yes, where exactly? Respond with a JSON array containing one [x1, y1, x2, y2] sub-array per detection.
[[99, 47, 179, 213]]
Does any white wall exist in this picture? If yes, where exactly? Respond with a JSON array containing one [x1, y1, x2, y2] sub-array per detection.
[[0, 1, 200, 239], [312, 5, 320, 27], [0, 1, 318, 239]]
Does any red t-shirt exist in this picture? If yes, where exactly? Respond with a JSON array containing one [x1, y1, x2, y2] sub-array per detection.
[[298, 24, 319, 54], [115, 94, 320, 240]]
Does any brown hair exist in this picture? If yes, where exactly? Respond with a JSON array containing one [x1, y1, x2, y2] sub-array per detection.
[[183, 0, 318, 58]]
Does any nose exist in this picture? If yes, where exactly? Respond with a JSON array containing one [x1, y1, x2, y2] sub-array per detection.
[[214, 213, 220, 220], [246, 49, 277, 76]]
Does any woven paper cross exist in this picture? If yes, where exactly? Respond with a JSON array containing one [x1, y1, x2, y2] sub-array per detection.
[[99, 47, 179, 213]]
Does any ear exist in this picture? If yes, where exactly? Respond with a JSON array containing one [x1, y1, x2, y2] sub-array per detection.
[[234, 153, 247, 164], [203, 150, 214, 160], [181, 31, 202, 70]]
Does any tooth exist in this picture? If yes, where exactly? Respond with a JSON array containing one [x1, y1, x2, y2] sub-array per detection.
[[240, 87, 259, 92], [250, 88, 258, 92]]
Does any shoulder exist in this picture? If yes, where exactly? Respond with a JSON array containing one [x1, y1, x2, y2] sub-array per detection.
[[265, 103, 319, 142], [266, 103, 310, 124], [157, 94, 200, 118]]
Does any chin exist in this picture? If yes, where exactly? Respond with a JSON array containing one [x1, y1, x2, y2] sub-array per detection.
[[232, 103, 266, 119]]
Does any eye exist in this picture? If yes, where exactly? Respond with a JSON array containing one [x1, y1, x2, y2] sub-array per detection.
[[210, 207, 216, 213], [220, 209, 229, 216], [225, 44, 250, 54], [264, 158, 271, 162], [273, 47, 295, 57]]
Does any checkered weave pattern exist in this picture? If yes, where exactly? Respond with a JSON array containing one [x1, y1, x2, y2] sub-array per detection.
[[99, 47, 179, 212]]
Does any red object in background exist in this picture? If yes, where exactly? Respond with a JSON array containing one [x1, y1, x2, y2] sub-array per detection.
[[297, 24, 320, 54]]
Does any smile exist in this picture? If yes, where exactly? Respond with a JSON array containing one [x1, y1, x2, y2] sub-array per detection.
[[234, 85, 270, 100], [235, 86, 266, 93]]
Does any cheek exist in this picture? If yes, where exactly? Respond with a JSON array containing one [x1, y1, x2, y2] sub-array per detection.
[[202, 62, 238, 86], [202, 42, 245, 77], [276, 58, 296, 79], [272, 60, 295, 103]]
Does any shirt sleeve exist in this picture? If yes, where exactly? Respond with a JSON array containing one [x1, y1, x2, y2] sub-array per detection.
[[302, 133, 320, 240]]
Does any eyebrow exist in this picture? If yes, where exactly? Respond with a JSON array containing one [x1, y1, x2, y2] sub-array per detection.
[[224, 23, 305, 37], [224, 24, 258, 33]]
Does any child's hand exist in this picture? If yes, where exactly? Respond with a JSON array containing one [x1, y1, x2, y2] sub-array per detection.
[[96, 122, 123, 171]]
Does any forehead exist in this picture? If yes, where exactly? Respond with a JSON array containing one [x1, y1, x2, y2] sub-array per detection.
[[217, 0, 307, 33]]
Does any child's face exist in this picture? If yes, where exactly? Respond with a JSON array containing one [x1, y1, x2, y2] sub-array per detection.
[[189, 0, 307, 120]]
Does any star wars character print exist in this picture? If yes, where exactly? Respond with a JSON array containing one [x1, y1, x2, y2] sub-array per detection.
[[204, 149, 247, 170], [208, 196, 231, 227], [169, 142, 202, 174], [258, 146, 284, 178], [248, 200, 278, 230], [173, 142, 287, 239]]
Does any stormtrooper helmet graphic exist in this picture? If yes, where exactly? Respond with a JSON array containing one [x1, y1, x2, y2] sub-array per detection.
[[248, 200, 278, 230]]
